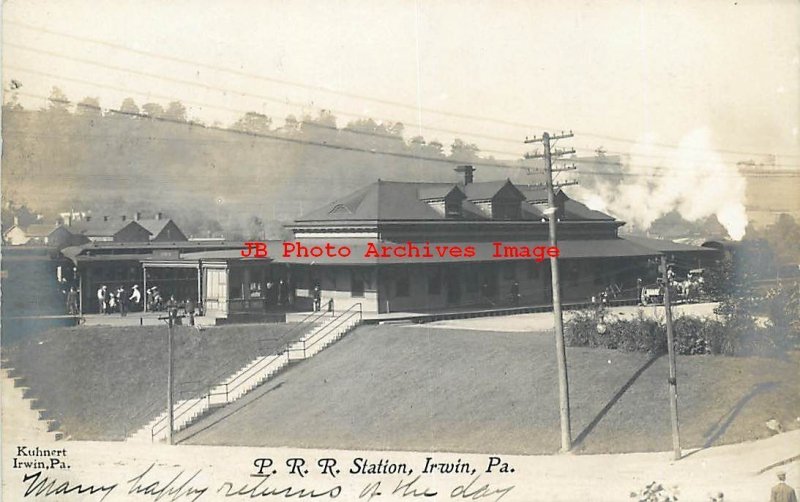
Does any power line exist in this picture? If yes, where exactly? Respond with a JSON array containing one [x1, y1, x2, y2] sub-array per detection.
[[5, 42, 534, 152], [5, 89, 533, 171], [5, 19, 560, 132], [573, 130, 800, 159], [7, 18, 799, 160], [6, 93, 800, 178], [6, 62, 527, 158], [571, 148, 800, 170], [7, 56, 798, 167]]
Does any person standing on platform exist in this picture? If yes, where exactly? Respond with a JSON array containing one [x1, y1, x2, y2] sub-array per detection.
[[166, 295, 179, 324], [313, 284, 322, 312], [185, 297, 195, 326], [129, 285, 142, 311], [118, 286, 128, 317], [66, 287, 79, 315], [97, 285, 107, 314], [277, 279, 286, 306]]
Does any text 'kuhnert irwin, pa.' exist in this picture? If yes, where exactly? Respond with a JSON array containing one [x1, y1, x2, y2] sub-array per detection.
[[241, 241, 561, 262]]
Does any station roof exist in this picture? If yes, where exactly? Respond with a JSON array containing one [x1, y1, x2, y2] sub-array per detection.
[[295, 179, 615, 224], [623, 235, 717, 254], [175, 238, 656, 265]]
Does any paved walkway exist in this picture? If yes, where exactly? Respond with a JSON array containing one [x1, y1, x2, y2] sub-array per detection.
[[413, 302, 720, 332], [80, 312, 218, 327]]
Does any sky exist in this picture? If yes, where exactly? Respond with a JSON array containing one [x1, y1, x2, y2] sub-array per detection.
[[2, 0, 799, 165]]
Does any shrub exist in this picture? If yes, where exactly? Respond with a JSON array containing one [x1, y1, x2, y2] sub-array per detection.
[[672, 316, 728, 355], [761, 283, 800, 333], [566, 309, 667, 355], [566, 312, 751, 356], [564, 310, 597, 348]]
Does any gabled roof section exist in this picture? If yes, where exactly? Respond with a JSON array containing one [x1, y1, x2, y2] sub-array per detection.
[[562, 200, 615, 221], [294, 178, 617, 224], [521, 203, 546, 220], [417, 184, 464, 201], [2, 224, 22, 237], [136, 218, 187, 241], [297, 181, 444, 222], [518, 186, 561, 203], [623, 235, 716, 253], [22, 223, 60, 237], [137, 219, 170, 236], [519, 186, 615, 221], [64, 219, 136, 237], [462, 179, 524, 201], [461, 199, 490, 220]]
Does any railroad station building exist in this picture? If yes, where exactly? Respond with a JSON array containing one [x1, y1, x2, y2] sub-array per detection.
[[57, 175, 717, 318], [279, 177, 690, 314]]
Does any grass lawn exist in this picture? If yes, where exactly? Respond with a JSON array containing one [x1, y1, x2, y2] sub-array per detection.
[[2, 323, 302, 440], [183, 324, 800, 454]]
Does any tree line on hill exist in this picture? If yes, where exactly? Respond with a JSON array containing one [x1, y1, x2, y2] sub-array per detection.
[[2, 87, 538, 238]]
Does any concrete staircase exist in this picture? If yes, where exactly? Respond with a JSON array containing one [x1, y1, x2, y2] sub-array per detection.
[[1, 364, 65, 441], [127, 351, 291, 443], [286, 313, 361, 361], [127, 308, 361, 443]]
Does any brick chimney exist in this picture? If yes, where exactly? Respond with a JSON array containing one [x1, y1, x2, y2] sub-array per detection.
[[103, 215, 109, 222], [455, 165, 474, 185], [134, 212, 141, 221], [156, 212, 163, 221], [121, 215, 127, 222]]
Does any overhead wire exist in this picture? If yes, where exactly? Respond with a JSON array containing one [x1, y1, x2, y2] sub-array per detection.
[[7, 18, 800, 161]]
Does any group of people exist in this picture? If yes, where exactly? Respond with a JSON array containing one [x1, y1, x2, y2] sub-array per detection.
[[264, 279, 292, 308], [96, 284, 142, 315]]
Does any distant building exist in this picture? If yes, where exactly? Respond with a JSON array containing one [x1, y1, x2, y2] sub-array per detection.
[[2, 221, 76, 247], [135, 213, 188, 242], [63, 216, 151, 243]]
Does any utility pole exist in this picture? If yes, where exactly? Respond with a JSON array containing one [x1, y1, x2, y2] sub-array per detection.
[[167, 316, 175, 445], [159, 314, 178, 445], [660, 255, 681, 460], [525, 131, 576, 452]]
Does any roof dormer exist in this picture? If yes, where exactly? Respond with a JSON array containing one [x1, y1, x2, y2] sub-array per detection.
[[418, 185, 466, 219]]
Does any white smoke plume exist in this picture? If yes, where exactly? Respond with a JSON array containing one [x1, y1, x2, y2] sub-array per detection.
[[573, 128, 748, 240]]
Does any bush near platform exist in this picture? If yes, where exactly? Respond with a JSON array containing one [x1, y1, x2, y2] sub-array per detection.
[[565, 309, 796, 357]]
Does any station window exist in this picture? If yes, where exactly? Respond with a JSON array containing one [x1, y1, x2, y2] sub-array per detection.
[[527, 263, 542, 280], [428, 267, 442, 295], [229, 268, 244, 299], [351, 270, 365, 298], [445, 200, 462, 218], [395, 273, 410, 297], [502, 262, 516, 280], [465, 272, 478, 293]]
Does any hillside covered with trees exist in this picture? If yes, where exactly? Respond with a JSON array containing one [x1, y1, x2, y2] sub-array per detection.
[[2, 88, 539, 238]]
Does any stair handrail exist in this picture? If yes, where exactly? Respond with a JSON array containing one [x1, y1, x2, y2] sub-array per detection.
[[123, 398, 164, 437], [295, 303, 362, 356], [151, 394, 208, 439], [221, 352, 287, 396], [148, 303, 355, 441], [222, 312, 328, 393], [150, 396, 202, 439], [167, 309, 328, 414]]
